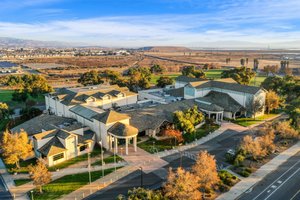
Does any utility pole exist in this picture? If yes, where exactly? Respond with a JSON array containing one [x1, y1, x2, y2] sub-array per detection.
[[88, 150, 92, 193], [99, 141, 104, 178], [139, 166, 143, 187]]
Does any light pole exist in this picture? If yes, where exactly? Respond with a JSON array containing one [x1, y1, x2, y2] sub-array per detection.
[[139, 166, 143, 187], [30, 190, 34, 200], [98, 141, 104, 178], [87, 148, 92, 193], [114, 139, 117, 172]]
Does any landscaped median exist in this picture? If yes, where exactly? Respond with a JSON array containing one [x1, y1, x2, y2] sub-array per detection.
[[28, 167, 122, 200], [232, 114, 279, 127]]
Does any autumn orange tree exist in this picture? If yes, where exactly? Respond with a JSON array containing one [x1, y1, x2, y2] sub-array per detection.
[[275, 121, 299, 140], [2, 130, 32, 168], [29, 159, 52, 193], [163, 129, 184, 143], [265, 91, 280, 114], [164, 167, 201, 200], [240, 135, 263, 160], [192, 151, 220, 194]]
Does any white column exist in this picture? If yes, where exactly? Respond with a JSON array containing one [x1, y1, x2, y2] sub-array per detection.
[[133, 136, 137, 152], [108, 134, 111, 150], [114, 137, 118, 154], [125, 138, 129, 155], [221, 113, 223, 121], [208, 111, 211, 119]]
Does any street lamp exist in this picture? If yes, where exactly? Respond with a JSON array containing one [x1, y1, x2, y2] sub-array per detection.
[[30, 190, 34, 200], [113, 138, 117, 172], [98, 141, 104, 178], [139, 166, 143, 187], [87, 147, 92, 193]]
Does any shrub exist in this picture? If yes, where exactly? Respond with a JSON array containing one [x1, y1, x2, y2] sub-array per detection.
[[219, 183, 230, 192], [234, 154, 245, 167], [218, 170, 237, 186]]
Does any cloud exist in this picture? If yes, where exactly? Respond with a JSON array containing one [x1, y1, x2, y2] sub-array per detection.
[[0, 0, 300, 47]]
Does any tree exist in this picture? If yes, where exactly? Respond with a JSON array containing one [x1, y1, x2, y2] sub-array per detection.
[[29, 159, 52, 193], [192, 151, 220, 194], [128, 67, 152, 91], [163, 129, 184, 143], [0, 102, 9, 119], [181, 66, 206, 79], [221, 67, 256, 85], [251, 97, 264, 120], [287, 97, 300, 128], [124, 187, 166, 200], [263, 65, 279, 76], [156, 76, 174, 88], [12, 90, 28, 102], [240, 135, 263, 160], [275, 121, 299, 140], [261, 76, 284, 94], [78, 70, 103, 86], [164, 167, 201, 200], [265, 91, 280, 114], [2, 130, 32, 168], [253, 59, 259, 71], [100, 70, 128, 87], [240, 58, 245, 66], [150, 64, 165, 74], [173, 106, 204, 134]]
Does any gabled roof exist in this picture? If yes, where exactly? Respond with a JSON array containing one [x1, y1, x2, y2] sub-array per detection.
[[48, 84, 137, 106], [38, 137, 67, 157], [175, 75, 205, 83], [11, 114, 82, 136], [108, 122, 138, 137], [69, 105, 104, 121], [33, 129, 58, 140], [93, 110, 130, 124], [196, 91, 245, 113], [187, 79, 262, 95]]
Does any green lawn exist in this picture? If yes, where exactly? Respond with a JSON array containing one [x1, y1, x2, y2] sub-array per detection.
[[204, 69, 226, 79], [234, 114, 278, 127], [48, 146, 102, 171], [183, 124, 220, 143], [91, 155, 123, 167], [30, 167, 121, 200], [4, 158, 37, 174], [138, 137, 175, 153], [0, 89, 45, 108], [14, 179, 31, 186], [150, 73, 181, 85], [249, 76, 267, 87]]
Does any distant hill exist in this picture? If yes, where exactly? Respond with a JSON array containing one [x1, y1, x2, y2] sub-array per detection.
[[0, 37, 77, 48], [139, 46, 192, 52]]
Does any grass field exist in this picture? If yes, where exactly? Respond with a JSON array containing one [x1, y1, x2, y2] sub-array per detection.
[[14, 179, 31, 186], [150, 73, 181, 85], [234, 114, 278, 127], [249, 76, 267, 87], [204, 69, 226, 79], [30, 167, 121, 200], [91, 155, 123, 166], [0, 90, 45, 108]]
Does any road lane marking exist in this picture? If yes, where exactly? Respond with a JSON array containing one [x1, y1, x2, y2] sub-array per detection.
[[290, 189, 300, 200], [252, 158, 300, 200], [265, 168, 300, 200]]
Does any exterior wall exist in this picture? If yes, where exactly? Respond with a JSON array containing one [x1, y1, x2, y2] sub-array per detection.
[[175, 81, 187, 89], [65, 136, 77, 159], [224, 111, 233, 119], [48, 151, 66, 167]]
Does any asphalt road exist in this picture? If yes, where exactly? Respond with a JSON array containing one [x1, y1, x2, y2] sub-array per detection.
[[85, 129, 245, 200], [238, 152, 300, 200], [0, 176, 12, 200]]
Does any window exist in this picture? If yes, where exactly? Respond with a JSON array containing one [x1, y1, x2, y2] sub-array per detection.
[[53, 153, 64, 161], [79, 144, 88, 152]]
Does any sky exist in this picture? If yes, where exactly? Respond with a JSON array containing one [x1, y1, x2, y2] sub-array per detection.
[[1, 0, 300, 48]]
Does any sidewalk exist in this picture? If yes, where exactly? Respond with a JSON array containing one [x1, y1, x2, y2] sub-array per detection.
[[216, 140, 300, 200], [6, 161, 127, 200], [60, 165, 139, 200]]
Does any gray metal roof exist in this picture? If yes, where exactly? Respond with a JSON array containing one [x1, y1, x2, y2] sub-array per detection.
[[69, 105, 102, 121]]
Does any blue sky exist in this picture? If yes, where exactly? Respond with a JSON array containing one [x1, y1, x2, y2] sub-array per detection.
[[1, 0, 300, 47]]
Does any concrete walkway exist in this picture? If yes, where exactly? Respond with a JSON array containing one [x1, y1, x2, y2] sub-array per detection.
[[216, 141, 300, 200], [120, 146, 169, 174]]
